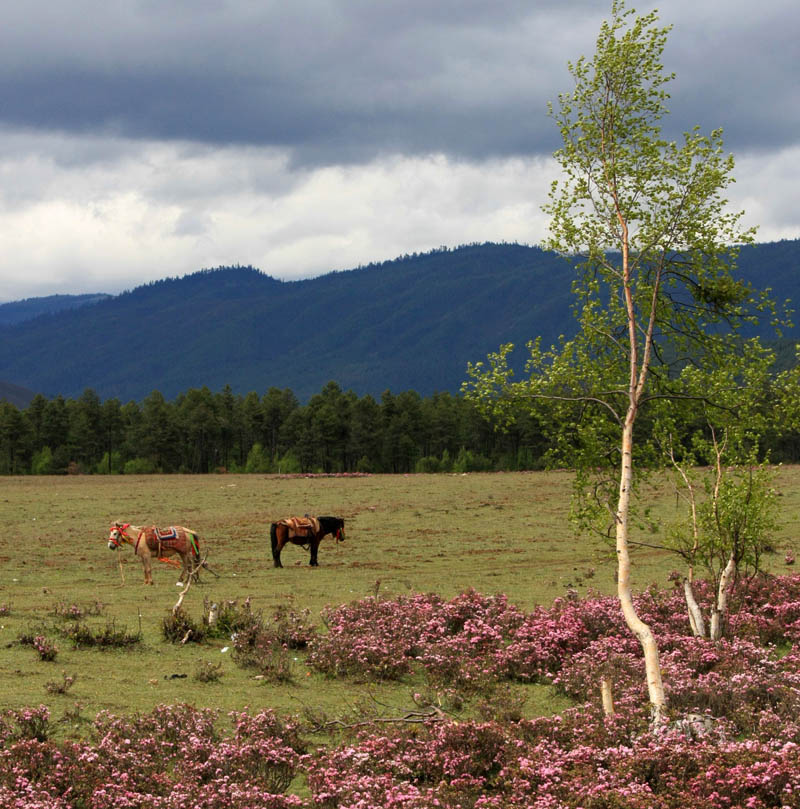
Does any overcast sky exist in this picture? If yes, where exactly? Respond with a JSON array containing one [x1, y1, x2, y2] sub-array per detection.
[[0, 0, 797, 302]]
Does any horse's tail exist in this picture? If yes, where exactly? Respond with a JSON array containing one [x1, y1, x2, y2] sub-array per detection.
[[270, 523, 278, 557], [187, 530, 200, 559]]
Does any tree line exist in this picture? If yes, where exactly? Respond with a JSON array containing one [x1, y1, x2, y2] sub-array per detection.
[[0, 381, 549, 475], [1, 372, 800, 476]]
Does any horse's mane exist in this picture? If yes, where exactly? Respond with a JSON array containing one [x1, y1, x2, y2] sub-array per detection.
[[115, 521, 144, 531]]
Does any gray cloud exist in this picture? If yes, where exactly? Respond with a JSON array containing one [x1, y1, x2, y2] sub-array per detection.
[[6, 0, 790, 167]]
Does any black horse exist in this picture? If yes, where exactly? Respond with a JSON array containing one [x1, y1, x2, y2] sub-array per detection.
[[270, 515, 345, 568]]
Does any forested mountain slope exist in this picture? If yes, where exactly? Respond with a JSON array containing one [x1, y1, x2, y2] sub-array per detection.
[[0, 380, 36, 408], [0, 293, 111, 326], [0, 240, 797, 403]]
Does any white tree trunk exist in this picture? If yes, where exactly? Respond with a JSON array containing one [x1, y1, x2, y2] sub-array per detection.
[[683, 578, 707, 638], [710, 555, 736, 641], [617, 418, 667, 724], [600, 676, 615, 716]]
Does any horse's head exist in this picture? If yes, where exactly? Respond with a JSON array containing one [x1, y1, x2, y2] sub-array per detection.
[[317, 515, 345, 542], [108, 522, 132, 550]]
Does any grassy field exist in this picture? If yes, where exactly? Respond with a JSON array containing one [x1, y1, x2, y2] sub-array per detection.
[[2, 469, 800, 730]]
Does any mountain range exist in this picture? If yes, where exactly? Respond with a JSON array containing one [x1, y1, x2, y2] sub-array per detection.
[[1, 240, 798, 405]]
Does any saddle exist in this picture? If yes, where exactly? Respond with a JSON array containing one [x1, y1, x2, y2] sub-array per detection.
[[141, 526, 182, 552], [279, 516, 320, 538]]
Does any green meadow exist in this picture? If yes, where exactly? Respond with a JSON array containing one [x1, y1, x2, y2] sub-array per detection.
[[2, 469, 799, 730]]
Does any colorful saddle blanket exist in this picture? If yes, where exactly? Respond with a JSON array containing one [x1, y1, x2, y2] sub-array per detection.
[[140, 526, 199, 557], [279, 516, 320, 538]]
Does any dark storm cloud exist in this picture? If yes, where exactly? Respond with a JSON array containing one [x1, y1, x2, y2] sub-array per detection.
[[3, 1, 796, 167], [0, 1, 603, 165], [664, 2, 800, 154], [4, 1, 794, 166]]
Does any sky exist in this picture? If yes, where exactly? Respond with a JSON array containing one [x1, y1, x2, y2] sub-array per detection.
[[0, 0, 798, 303]]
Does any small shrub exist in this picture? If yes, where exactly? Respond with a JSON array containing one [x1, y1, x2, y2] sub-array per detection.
[[204, 596, 263, 639], [17, 625, 49, 647], [52, 600, 104, 621], [44, 672, 77, 695], [194, 661, 225, 683], [1, 705, 51, 742], [232, 629, 295, 683], [272, 604, 317, 649], [162, 607, 206, 644], [32, 635, 58, 661], [0, 602, 11, 617], [61, 620, 141, 649]]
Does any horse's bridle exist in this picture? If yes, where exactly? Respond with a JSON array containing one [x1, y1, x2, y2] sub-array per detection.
[[108, 523, 135, 548]]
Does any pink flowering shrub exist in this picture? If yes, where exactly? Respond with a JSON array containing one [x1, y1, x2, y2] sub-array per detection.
[[500, 597, 618, 682], [300, 574, 800, 808], [306, 720, 511, 808], [0, 704, 306, 808], [0, 705, 52, 742], [308, 593, 437, 679], [271, 604, 317, 649], [6, 575, 800, 807], [304, 716, 800, 809]]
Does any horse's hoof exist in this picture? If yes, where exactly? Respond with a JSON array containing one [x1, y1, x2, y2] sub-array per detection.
[[175, 582, 183, 587]]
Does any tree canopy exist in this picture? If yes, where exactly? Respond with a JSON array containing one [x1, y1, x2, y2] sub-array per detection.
[[465, 0, 782, 722]]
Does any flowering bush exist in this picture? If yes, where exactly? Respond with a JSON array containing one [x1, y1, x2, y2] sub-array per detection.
[[300, 573, 800, 808], [0, 705, 52, 743], [32, 635, 59, 661], [271, 604, 317, 650], [52, 600, 105, 621], [5, 575, 800, 807], [0, 704, 307, 808], [308, 594, 431, 679], [44, 671, 78, 695]]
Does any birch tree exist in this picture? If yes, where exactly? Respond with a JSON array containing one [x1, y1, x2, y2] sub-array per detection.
[[659, 357, 779, 642], [465, 1, 776, 723]]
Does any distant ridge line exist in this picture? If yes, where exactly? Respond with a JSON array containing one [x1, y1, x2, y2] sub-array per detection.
[[0, 239, 797, 403]]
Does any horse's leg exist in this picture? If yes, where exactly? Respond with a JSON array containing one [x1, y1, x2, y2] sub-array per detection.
[[186, 547, 201, 583], [309, 538, 320, 566], [142, 553, 153, 585], [177, 551, 189, 584], [271, 524, 283, 568]]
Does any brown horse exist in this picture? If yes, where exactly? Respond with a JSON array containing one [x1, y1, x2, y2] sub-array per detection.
[[108, 521, 202, 585], [270, 515, 345, 568]]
